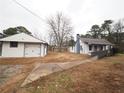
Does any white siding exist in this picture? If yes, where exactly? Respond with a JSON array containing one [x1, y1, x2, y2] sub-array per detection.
[[44, 45, 47, 55], [1, 42, 47, 58], [40, 44, 44, 57], [2, 42, 24, 57], [44, 45, 47, 56], [80, 41, 89, 54], [68, 46, 75, 53], [40, 44, 47, 57], [69, 41, 90, 55]]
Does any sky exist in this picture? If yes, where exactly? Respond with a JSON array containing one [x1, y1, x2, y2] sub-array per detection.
[[0, 0, 124, 40]]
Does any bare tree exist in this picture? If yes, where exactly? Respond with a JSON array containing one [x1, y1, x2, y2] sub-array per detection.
[[113, 19, 124, 44], [32, 31, 43, 40], [47, 12, 73, 52]]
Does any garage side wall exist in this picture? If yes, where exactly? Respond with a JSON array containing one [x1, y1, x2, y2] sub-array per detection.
[[40, 44, 44, 57], [40, 44, 47, 57], [2, 42, 24, 57], [44, 44, 47, 56]]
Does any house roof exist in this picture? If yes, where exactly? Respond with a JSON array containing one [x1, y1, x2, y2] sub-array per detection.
[[0, 33, 47, 44], [80, 38, 113, 45]]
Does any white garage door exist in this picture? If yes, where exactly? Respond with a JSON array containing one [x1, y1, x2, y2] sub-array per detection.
[[24, 43, 41, 57]]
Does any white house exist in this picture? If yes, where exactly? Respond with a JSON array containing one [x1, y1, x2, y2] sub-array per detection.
[[69, 34, 113, 56], [0, 33, 48, 57]]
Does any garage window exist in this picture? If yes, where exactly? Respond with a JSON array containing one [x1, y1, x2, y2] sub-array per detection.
[[10, 42, 18, 48]]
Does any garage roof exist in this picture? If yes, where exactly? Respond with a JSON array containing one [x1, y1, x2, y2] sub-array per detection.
[[0, 33, 47, 44]]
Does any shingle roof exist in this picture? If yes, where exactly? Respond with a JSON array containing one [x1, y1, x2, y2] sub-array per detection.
[[0, 33, 47, 44], [80, 38, 113, 45]]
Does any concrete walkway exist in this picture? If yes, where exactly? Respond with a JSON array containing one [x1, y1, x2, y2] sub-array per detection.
[[21, 56, 98, 87]]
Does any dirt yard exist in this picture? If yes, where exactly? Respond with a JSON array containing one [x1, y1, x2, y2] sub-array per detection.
[[0, 52, 89, 65], [41, 52, 90, 63], [0, 52, 89, 93], [0, 53, 124, 93]]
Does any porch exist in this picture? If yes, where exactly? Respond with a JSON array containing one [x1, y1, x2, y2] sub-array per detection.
[[88, 44, 113, 58]]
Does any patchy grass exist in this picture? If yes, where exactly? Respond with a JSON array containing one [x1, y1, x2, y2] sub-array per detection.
[[0, 52, 89, 93], [98, 54, 124, 63], [25, 73, 74, 93], [117, 53, 124, 55], [112, 61, 122, 65], [1, 53, 124, 93], [0, 52, 89, 65], [41, 52, 90, 63], [5, 54, 123, 93]]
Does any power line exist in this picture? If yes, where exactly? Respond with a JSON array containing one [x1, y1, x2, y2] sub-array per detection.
[[12, 0, 45, 22]]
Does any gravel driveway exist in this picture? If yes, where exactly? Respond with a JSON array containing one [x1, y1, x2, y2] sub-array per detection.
[[0, 65, 23, 85]]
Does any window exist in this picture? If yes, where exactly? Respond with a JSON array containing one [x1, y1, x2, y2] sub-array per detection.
[[94, 45, 97, 51], [100, 46, 103, 51], [89, 45, 92, 51], [10, 42, 18, 48]]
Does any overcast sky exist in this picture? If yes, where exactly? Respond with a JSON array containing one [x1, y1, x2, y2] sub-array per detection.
[[0, 0, 124, 40]]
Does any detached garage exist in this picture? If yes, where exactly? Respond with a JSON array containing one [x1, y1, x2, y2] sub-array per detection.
[[0, 33, 48, 57]]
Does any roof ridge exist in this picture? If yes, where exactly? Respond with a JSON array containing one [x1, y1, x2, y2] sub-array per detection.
[[0, 33, 47, 44]]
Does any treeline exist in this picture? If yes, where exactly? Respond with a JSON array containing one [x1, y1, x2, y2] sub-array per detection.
[[81, 19, 124, 53], [1, 26, 32, 37]]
